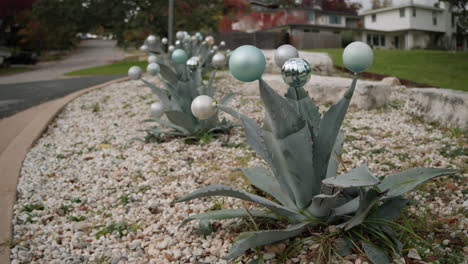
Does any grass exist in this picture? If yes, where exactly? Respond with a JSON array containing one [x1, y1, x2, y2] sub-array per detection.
[[306, 49, 468, 92], [0, 67, 31, 76], [65, 57, 146, 76]]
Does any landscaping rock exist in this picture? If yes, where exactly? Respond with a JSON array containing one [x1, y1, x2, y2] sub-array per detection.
[[262, 50, 334, 76], [235, 74, 391, 110], [381, 76, 401, 86], [405, 88, 468, 131]]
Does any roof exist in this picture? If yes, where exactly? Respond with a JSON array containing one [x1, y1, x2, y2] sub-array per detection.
[[359, 4, 444, 16]]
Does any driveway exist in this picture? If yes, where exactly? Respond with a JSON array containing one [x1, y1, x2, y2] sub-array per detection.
[[0, 39, 127, 118]]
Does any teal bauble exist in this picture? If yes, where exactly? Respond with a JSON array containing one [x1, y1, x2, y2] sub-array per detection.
[[342, 42, 373, 73], [171, 49, 188, 64], [228, 45, 266, 82]]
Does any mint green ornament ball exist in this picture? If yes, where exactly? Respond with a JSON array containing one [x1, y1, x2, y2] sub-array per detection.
[[171, 49, 188, 64], [342, 41, 373, 73], [229, 45, 266, 82]]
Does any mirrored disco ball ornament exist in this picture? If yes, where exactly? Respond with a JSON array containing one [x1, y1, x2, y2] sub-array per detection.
[[212, 52, 226, 68], [161, 38, 168, 45], [171, 49, 188, 64], [140, 44, 148, 52], [147, 63, 160, 76], [150, 102, 164, 118], [229, 45, 266, 82], [148, 55, 158, 64], [274, 44, 299, 68], [146, 35, 157, 45], [342, 41, 373, 73], [128, 66, 143, 80], [186, 56, 200, 71], [176, 31, 185, 40], [191, 95, 216, 120], [281, 58, 312, 87]]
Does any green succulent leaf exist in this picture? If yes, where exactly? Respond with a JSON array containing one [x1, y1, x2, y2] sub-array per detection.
[[340, 188, 384, 231], [180, 209, 278, 227], [158, 63, 179, 85], [147, 116, 190, 135], [284, 85, 321, 137], [259, 79, 305, 139], [332, 197, 359, 216], [175, 185, 304, 220], [378, 168, 460, 198], [369, 197, 408, 221], [322, 164, 380, 188], [165, 111, 196, 134], [219, 92, 236, 106], [217, 105, 274, 170], [326, 132, 344, 178], [314, 75, 358, 181], [361, 241, 391, 264], [241, 166, 296, 209], [141, 79, 172, 110], [263, 125, 316, 209], [225, 222, 312, 260], [206, 70, 217, 97]]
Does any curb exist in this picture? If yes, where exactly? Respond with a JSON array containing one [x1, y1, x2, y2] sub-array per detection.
[[0, 76, 129, 264]]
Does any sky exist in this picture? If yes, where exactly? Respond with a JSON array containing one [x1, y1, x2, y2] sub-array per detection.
[[352, 0, 439, 10]]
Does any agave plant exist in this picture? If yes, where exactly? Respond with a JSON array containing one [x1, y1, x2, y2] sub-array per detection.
[[129, 33, 233, 141], [177, 43, 459, 262]]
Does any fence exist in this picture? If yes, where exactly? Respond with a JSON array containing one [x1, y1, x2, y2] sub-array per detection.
[[212, 31, 341, 50]]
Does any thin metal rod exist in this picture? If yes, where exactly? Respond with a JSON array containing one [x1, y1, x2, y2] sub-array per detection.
[[168, 0, 174, 44]]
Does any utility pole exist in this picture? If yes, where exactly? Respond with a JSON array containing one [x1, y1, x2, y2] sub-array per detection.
[[168, 0, 174, 44]]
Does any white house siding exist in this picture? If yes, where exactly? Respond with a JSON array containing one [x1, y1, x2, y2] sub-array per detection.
[[364, 9, 410, 31], [409, 8, 445, 32]]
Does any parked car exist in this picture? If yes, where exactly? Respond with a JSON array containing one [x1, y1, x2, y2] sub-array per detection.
[[5, 51, 38, 65]]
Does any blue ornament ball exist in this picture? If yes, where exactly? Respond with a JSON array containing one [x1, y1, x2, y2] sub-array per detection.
[[342, 42, 373, 73], [171, 49, 188, 64], [228, 45, 266, 82]]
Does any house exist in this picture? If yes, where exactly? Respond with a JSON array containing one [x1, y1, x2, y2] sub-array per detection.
[[359, 2, 462, 50], [222, 0, 466, 51]]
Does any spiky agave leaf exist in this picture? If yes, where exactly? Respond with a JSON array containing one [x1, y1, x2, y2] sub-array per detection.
[[180, 209, 278, 227], [378, 168, 460, 198], [225, 222, 313, 260], [362, 241, 391, 264], [339, 188, 385, 231], [176, 185, 305, 221], [284, 85, 321, 138], [322, 164, 380, 188]]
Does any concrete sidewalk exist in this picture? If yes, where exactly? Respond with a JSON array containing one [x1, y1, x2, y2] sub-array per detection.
[[0, 77, 128, 264]]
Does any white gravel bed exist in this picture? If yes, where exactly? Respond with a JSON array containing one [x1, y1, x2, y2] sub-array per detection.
[[10, 73, 467, 264]]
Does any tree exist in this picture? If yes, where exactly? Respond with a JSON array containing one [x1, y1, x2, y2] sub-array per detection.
[[371, 0, 381, 9]]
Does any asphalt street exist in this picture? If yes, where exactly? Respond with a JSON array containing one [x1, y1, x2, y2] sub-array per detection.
[[0, 40, 126, 118]]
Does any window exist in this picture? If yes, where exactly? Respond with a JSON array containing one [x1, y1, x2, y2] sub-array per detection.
[[373, 35, 379, 46], [308, 12, 315, 23], [451, 14, 455, 27], [329, 15, 342, 24], [380, 35, 386, 46], [412, 8, 416, 17], [333, 31, 340, 34], [432, 11, 437, 25], [372, 14, 376, 22], [400, 8, 405, 17]]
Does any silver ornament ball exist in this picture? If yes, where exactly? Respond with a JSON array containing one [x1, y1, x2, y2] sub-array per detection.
[[220, 41, 226, 47], [150, 102, 164, 118], [161, 37, 168, 45], [147, 63, 160, 76], [140, 44, 148, 52], [274, 44, 299, 68], [281, 58, 312, 87], [205, 36, 215, 46], [146, 35, 157, 45], [128, 66, 143, 80], [191, 95, 217, 120], [212, 52, 226, 68], [147, 55, 158, 64], [176, 31, 185, 40], [168, 45, 175, 53], [186, 56, 200, 71]]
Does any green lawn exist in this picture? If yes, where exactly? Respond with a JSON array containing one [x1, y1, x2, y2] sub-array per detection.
[[306, 49, 468, 92], [0, 67, 31, 76], [65, 59, 147, 76]]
